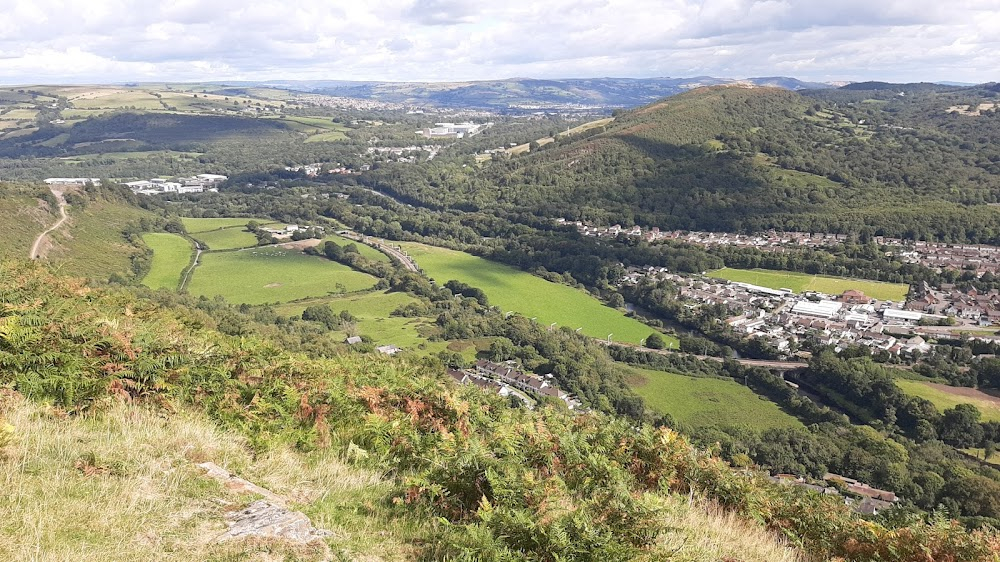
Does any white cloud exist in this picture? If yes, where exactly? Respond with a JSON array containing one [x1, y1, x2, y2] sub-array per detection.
[[0, 0, 996, 84]]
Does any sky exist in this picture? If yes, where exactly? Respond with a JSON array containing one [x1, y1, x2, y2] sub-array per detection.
[[0, 0, 998, 84]]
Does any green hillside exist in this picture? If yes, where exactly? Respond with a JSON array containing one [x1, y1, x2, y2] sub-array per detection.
[[1, 260, 995, 561], [0, 183, 56, 260], [366, 84, 1000, 244]]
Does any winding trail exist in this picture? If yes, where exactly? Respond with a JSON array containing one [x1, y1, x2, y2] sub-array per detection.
[[30, 185, 69, 260]]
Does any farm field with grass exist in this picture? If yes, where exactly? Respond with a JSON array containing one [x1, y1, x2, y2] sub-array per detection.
[[189, 226, 259, 251], [70, 90, 164, 110], [276, 290, 440, 350], [180, 217, 276, 233], [896, 379, 1000, 422], [627, 367, 804, 430], [397, 242, 672, 345], [709, 268, 909, 301], [141, 233, 192, 290], [187, 246, 377, 305]]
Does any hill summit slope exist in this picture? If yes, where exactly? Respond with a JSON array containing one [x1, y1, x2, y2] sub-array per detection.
[[0, 259, 998, 560], [410, 83, 1000, 243]]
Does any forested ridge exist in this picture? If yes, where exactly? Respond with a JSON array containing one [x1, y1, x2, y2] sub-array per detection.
[[362, 83, 1000, 243]]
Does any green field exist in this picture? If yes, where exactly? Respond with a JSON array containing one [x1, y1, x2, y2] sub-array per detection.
[[71, 91, 164, 110], [628, 367, 804, 430], [181, 217, 275, 233], [709, 268, 909, 301], [189, 227, 259, 250], [141, 233, 193, 290], [305, 131, 349, 143], [187, 246, 378, 305], [397, 242, 672, 345], [276, 290, 440, 349], [896, 379, 1000, 422], [325, 234, 389, 262]]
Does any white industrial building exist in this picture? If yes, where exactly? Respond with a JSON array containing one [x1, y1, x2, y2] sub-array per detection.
[[882, 309, 923, 324], [417, 122, 484, 139], [44, 178, 100, 186], [791, 300, 843, 319]]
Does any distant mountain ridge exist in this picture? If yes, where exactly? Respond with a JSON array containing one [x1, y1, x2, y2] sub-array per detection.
[[211, 76, 837, 109]]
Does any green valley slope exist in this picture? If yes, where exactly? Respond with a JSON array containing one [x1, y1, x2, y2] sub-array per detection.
[[2, 261, 996, 560]]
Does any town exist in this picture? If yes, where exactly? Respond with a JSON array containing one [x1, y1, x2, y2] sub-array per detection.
[[447, 359, 581, 411], [562, 219, 1000, 276]]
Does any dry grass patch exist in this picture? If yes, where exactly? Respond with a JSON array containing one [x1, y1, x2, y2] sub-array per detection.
[[657, 497, 803, 562], [0, 395, 420, 561]]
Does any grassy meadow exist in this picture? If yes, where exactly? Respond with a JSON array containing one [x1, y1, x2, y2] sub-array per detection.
[[276, 290, 441, 349], [189, 226, 259, 250], [709, 267, 909, 301], [627, 367, 804, 430], [141, 233, 192, 290], [896, 379, 1000, 422], [397, 242, 673, 345], [181, 217, 276, 233], [187, 246, 377, 305]]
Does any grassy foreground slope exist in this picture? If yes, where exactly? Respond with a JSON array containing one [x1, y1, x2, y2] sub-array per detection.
[[0, 260, 996, 561], [0, 397, 418, 561], [399, 241, 671, 345]]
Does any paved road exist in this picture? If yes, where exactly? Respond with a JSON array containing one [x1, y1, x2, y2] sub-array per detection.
[[30, 185, 68, 260]]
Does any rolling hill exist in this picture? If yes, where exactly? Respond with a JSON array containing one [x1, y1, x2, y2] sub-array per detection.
[[366, 82, 1000, 244], [249, 76, 836, 108]]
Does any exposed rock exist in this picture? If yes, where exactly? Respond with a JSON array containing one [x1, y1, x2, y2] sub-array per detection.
[[198, 461, 285, 505], [221, 500, 333, 544], [197, 462, 334, 546]]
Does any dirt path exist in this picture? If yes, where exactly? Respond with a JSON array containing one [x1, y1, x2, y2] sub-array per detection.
[[178, 240, 203, 292], [30, 185, 69, 260]]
